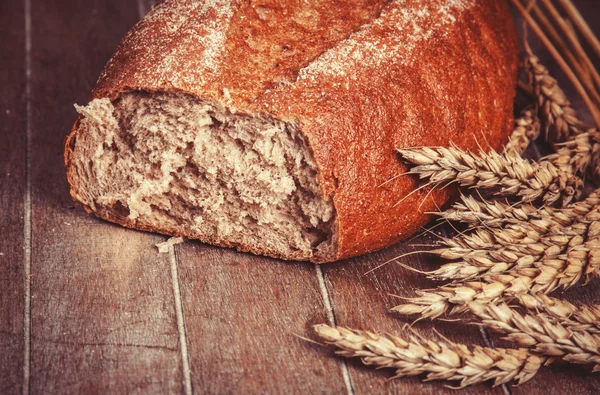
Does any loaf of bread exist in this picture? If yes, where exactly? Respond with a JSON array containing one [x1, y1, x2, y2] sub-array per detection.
[[65, 0, 519, 263]]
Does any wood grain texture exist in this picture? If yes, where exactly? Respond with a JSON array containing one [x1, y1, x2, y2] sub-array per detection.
[[176, 243, 347, 394], [321, 232, 506, 395], [0, 1, 25, 394], [28, 1, 183, 393], [0, 0, 598, 393]]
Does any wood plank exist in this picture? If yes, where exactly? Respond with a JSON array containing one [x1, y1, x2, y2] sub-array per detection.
[[176, 244, 348, 394], [322, 234, 507, 394], [0, 1, 26, 394], [28, 1, 183, 393]]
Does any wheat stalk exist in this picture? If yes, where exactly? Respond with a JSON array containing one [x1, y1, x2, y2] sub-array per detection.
[[528, 2, 600, 106], [467, 301, 600, 371], [314, 324, 544, 388], [556, 0, 600, 60], [538, 0, 600, 105], [512, 0, 600, 128], [398, 146, 582, 207]]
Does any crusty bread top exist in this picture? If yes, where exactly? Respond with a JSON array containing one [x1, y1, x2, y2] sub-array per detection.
[[78, 0, 518, 261], [94, 0, 389, 104]]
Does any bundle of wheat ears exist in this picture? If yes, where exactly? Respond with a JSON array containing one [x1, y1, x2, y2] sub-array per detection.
[[313, 0, 600, 389]]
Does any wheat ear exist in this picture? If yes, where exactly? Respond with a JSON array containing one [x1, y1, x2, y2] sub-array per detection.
[[392, 278, 539, 319], [439, 190, 600, 230], [427, 207, 600, 281], [505, 107, 541, 155], [398, 146, 582, 207], [314, 324, 544, 388], [525, 53, 585, 142], [543, 129, 600, 177], [393, 245, 600, 319], [467, 301, 600, 371], [516, 293, 600, 334]]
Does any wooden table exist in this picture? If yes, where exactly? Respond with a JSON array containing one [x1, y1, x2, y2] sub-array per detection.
[[2, 0, 600, 393]]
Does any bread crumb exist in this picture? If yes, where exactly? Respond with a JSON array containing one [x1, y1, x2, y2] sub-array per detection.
[[156, 237, 184, 253]]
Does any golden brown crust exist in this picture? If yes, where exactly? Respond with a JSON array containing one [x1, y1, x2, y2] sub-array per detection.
[[65, 0, 519, 262], [258, 0, 519, 260]]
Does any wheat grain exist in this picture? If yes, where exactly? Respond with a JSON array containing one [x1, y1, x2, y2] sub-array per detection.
[[467, 301, 600, 370], [314, 324, 544, 388], [398, 146, 582, 207]]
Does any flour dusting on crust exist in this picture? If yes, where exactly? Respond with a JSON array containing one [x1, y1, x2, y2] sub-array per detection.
[[146, 0, 234, 86], [98, 0, 234, 92], [298, 0, 473, 81]]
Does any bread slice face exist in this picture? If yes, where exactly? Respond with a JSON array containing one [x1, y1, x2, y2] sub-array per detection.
[[69, 91, 336, 261]]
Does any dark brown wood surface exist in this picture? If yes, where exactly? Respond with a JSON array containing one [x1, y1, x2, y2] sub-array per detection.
[[1, 0, 600, 394], [28, 1, 182, 393], [176, 244, 346, 394], [0, 1, 26, 394]]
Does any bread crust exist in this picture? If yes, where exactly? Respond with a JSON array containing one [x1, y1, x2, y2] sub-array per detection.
[[65, 0, 519, 262]]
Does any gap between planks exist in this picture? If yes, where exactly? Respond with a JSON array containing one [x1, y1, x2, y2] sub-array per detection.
[[169, 245, 193, 395], [479, 327, 511, 395], [23, 0, 32, 394], [315, 265, 355, 395]]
